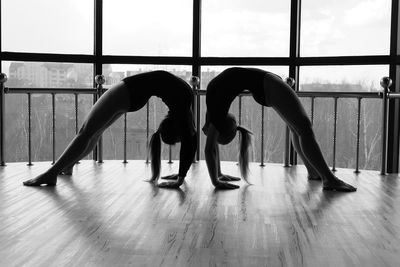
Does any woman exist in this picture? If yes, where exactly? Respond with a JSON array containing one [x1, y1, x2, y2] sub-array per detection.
[[203, 67, 356, 192], [23, 71, 197, 188]]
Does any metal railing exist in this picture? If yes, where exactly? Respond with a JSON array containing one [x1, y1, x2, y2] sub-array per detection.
[[0, 73, 395, 175]]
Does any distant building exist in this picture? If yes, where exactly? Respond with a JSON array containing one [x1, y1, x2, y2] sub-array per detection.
[[301, 83, 363, 92], [8, 62, 92, 88]]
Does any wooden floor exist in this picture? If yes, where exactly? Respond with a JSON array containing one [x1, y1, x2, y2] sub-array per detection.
[[0, 160, 399, 267]]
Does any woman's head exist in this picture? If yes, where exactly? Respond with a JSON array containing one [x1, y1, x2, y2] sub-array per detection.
[[148, 114, 181, 182], [217, 113, 238, 145], [159, 114, 181, 145], [215, 113, 254, 183]]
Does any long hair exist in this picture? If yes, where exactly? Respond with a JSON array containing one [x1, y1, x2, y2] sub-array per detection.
[[149, 130, 162, 182], [237, 125, 253, 184], [148, 115, 180, 182]]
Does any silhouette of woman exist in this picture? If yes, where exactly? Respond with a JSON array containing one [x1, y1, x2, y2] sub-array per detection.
[[203, 67, 356, 191], [23, 71, 197, 188]]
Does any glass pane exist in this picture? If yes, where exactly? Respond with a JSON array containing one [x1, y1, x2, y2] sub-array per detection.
[[103, 0, 192, 56], [298, 65, 386, 171], [202, 0, 291, 57], [101, 64, 192, 160], [1, 62, 94, 163], [299, 65, 389, 91], [199, 66, 289, 163], [301, 0, 391, 56], [200, 66, 289, 90], [2, 61, 94, 88], [2, 0, 93, 54]]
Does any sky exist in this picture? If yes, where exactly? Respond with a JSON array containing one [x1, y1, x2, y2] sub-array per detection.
[[0, 0, 393, 87]]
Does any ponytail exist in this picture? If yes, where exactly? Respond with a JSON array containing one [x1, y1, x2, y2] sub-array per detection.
[[237, 126, 253, 184], [149, 130, 161, 182]]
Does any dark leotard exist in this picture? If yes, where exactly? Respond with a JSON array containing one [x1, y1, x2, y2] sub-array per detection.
[[123, 70, 197, 177], [204, 67, 277, 135]]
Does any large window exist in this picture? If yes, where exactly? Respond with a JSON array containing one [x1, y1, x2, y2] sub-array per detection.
[[202, 0, 291, 57], [103, 0, 192, 56], [1, 0, 94, 54], [0, 0, 398, 171], [299, 65, 389, 91], [301, 0, 391, 56]]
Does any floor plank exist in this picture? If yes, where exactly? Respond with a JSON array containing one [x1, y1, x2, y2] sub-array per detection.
[[0, 160, 399, 267]]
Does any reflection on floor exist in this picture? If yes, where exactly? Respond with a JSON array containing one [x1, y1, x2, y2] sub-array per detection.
[[0, 160, 399, 267]]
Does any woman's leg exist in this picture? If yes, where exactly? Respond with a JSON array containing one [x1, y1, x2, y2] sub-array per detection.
[[264, 74, 356, 191], [290, 130, 321, 180], [60, 114, 123, 175], [23, 82, 132, 186]]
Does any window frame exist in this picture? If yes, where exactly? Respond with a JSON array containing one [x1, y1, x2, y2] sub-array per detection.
[[0, 0, 399, 172]]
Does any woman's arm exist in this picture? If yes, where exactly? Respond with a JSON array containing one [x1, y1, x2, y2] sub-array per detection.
[[205, 124, 239, 189], [158, 111, 197, 188], [216, 145, 241, 181]]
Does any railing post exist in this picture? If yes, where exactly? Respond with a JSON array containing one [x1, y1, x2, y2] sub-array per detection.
[[260, 105, 265, 167], [0, 73, 7, 166], [332, 97, 338, 172], [238, 95, 242, 125], [310, 96, 315, 126], [190, 75, 200, 162], [284, 77, 296, 167], [95, 75, 105, 163], [123, 113, 128, 164], [380, 77, 392, 175], [146, 102, 150, 164], [51, 93, 56, 164], [74, 93, 80, 164], [27, 93, 32, 166], [168, 146, 173, 164], [355, 97, 362, 173]]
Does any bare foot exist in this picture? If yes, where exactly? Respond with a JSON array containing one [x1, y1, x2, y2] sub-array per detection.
[[213, 180, 239, 190], [219, 174, 241, 182], [323, 178, 356, 192], [23, 172, 57, 186]]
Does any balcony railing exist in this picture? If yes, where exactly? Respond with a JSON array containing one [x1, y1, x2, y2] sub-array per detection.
[[0, 73, 395, 175]]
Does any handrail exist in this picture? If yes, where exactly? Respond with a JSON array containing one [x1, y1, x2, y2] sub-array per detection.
[[0, 72, 394, 175], [5, 88, 99, 94]]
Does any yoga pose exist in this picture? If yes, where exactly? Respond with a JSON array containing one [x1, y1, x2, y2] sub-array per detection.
[[203, 67, 356, 191], [23, 71, 197, 187]]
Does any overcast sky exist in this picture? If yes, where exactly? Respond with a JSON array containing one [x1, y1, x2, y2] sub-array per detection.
[[0, 0, 392, 87]]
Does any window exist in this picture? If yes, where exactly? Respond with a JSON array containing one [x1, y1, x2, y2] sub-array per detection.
[[2, 61, 93, 162], [1, 0, 93, 54], [301, 0, 391, 56], [202, 0, 291, 57], [299, 65, 389, 91], [2, 61, 93, 88], [103, 0, 192, 56], [298, 65, 387, 170]]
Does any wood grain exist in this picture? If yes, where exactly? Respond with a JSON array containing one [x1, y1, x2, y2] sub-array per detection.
[[0, 160, 399, 267]]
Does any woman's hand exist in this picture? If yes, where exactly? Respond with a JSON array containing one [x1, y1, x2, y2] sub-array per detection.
[[161, 174, 179, 180], [218, 174, 241, 182], [158, 175, 184, 188]]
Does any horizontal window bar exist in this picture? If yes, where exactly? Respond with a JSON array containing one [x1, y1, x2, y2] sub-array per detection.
[[297, 56, 390, 66], [196, 89, 382, 99], [1, 52, 94, 63], [101, 55, 193, 65], [199, 57, 290, 65], [297, 91, 383, 98], [5, 88, 98, 94], [2, 52, 397, 67]]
